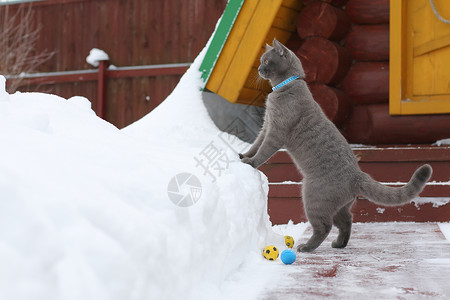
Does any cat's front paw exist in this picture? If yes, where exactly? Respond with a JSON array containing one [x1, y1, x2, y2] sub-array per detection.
[[241, 157, 255, 168]]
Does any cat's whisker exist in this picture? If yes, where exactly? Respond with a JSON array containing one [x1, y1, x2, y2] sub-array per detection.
[[248, 71, 262, 89]]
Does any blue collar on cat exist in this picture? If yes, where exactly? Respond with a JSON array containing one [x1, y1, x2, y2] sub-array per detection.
[[272, 75, 300, 91]]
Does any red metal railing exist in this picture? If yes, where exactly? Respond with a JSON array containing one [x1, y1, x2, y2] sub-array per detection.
[[7, 61, 191, 119]]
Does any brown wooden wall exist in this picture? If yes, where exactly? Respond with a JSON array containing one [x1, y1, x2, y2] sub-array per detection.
[[1, 0, 227, 128]]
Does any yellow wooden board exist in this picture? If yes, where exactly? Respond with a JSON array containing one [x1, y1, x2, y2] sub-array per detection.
[[205, 0, 303, 106], [390, 0, 450, 115]]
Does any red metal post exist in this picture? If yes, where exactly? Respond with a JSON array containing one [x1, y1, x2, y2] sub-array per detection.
[[97, 60, 108, 119]]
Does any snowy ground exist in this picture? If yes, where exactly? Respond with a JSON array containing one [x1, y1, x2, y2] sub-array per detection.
[[0, 48, 294, 300], [264, 222, 450, 300]]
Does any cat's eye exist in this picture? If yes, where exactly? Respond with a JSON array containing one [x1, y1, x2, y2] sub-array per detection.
[[264, 59, 269, 65]]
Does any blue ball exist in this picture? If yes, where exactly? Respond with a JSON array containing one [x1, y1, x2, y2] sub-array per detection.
[[280, 249, 296, 265]]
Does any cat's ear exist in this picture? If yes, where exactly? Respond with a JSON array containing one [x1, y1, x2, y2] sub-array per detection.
[[273, 38, 286, 57], [265, 43, 273, 51]]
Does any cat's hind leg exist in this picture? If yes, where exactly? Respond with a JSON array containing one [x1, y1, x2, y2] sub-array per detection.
[[296, 192, 333, 252], [331, 201, 354, 249]]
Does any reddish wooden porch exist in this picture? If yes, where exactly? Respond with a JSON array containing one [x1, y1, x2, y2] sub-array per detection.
[[262, 145, 450, 224], [260, 222, 450, 299]]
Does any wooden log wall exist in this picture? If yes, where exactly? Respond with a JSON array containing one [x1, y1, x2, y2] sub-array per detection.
[[293, 0, 351, 125], [290, 0, 450, 144]]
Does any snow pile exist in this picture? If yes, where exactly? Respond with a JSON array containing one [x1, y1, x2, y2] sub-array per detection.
[[0, 46, 280, 300], [434, 138, 450, 146], [86, 48, 110, 67], [0, 76, 8, 101]]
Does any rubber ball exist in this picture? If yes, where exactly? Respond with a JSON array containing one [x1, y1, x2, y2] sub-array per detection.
[[262, 245, 279, 261], [280, 249, 296, 265], [284, 235, 294, 248]]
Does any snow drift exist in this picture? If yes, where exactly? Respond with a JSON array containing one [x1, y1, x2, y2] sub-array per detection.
[[0, 46, 280, 300]]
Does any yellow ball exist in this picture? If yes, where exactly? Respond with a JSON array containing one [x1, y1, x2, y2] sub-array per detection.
[[263, 245, 279, 261], [284, 235, 294, 248]]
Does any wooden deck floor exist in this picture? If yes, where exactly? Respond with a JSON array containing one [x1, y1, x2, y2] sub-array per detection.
[[260, 223, 450, 299]]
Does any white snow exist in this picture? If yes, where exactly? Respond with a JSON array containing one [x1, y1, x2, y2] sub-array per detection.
[[86, 48, 110, 67], [434, 138, 450, 146], [376, 208, 386, 214], [0, 44, 290, 300], [438, 223, 450, 242], [411, 197, 450, 208], [0, 76, 8, 101]]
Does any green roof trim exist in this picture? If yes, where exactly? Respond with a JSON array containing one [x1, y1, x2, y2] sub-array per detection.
[[199, 0, 245, 87]]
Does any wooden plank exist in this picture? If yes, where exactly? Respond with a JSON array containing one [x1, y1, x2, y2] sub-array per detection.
[[352, 199, 450, 222], [259, 163, 303, 182], [281, 0, 303, 11], [269, 196, 450, 223], [205, 0, 257, 93], [262, 147, 450, 183], [267, 146, 450, 164], [264, 26, 293, 44], [272, 5, 300, 31], [358, 162, 450, 182], [217, 0, 284, 102], [238, 87, 267, 106], [397, 99, 450, 115], [199, 0, 245, 85], [414, 34, 450, 57], [389, 0, 405, 115], [268, 183, 450, 198], [354, 146, 450, 162], [268, 197, 306, 224], [0, 0, 90, 7]]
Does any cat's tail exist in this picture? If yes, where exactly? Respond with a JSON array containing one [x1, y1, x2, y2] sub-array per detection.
[[357, 164, 432, 206]]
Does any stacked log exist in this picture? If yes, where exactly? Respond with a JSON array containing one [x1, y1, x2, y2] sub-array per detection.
[[339, 0, 391, 143], [288, 0, 450, 144], [297, 1, 351, 41], [345, 105, 450, 144], [345, 25, 389, 61], [294, 0, 351, 125], [345, 0, 389, 24], [342, 62, 389, 104]]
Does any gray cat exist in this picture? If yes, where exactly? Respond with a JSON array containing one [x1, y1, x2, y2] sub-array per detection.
[[240, 39, 432, 252]]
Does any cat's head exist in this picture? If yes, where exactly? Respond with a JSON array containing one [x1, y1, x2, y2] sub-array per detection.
[[258, 39, 305, 85]]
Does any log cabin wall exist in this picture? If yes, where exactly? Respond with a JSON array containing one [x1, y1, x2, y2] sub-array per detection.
[[289, 0, 450, 145]]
